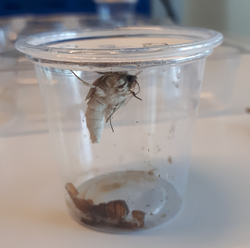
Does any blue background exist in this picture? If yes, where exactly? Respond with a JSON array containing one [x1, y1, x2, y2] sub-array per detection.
[[0, 0, 150, 16]]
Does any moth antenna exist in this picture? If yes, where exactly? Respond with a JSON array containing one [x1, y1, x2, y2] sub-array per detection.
[[71, 70, 95, 88], [135, 70, 142, 76], [135, 80, 141, 95], [131, 91, 142, 101]]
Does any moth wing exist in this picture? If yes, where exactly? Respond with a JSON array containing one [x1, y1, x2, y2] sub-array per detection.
[[105, 100, 124, 122], [105, 94, 134, 122], [85, 76, 105, 101], [123, 94, 134, 107], [105, 93, 135, 121]]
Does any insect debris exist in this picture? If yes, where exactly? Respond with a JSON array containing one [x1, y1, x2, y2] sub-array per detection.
[[65, 182, 146, 229], [71, 70, 142, 144]]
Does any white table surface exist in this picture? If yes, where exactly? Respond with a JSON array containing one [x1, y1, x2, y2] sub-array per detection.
[[1, 56, 250, 248]]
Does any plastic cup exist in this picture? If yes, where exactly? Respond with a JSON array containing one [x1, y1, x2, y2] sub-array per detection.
[[0, 55, 18, 128], [16, 27, 222, 232], [198, 41, 241, 117], [0, 49, 47, 136]]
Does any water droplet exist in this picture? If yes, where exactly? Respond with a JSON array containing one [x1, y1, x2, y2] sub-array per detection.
[[176, 67, 181, 80], [171, 66, 182, 84]]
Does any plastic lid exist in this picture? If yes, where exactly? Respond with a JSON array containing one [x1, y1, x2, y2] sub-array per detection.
[[15, 26, 223, 69]]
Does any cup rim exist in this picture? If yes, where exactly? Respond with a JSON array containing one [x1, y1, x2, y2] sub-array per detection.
[[15, 26, 223, 69]]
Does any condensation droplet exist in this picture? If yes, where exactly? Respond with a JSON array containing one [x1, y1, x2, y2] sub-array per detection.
[[168, 123, 177, 140], [171, 66, 182, 88], [176, 67, 182, 80]]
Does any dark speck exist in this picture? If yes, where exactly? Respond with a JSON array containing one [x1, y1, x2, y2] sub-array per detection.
[[168, 156, 172, 164], [148, 169, 155, 176]]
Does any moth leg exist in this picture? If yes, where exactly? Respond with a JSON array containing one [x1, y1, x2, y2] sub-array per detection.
[[109, 118, 114, 132], [71, 70, 106, 101], [105, 109, 115, 132], [106, 110, 115, 133], [70, 70, 95, 88], [105, 107, 116, 125], [105, 100, 127, 132], [106, 100, 126, 123]]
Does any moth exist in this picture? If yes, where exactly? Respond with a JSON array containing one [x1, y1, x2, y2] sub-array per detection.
[[71, 70, 142, 143]]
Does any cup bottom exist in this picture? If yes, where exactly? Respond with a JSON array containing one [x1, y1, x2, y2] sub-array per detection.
[[65, 170, 182, 233]]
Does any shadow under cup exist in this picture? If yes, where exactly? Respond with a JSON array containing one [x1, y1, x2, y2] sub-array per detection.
[[16, 27, 223, 233]]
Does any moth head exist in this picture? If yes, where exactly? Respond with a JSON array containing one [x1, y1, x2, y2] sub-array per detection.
[[115, 75, 137, 91], [126, 75, 137, 89]]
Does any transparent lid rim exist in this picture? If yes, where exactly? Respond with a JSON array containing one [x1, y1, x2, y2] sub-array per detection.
[[26, 49, 212, 69], [15, 26, 223, 63]]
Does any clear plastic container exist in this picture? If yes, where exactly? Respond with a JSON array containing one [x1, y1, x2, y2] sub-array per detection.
[[0, 55, 18, 128], [198, 39, 241, 117], [0, 12, 149, 136], [16, 27, 222, 232], [0, 49, 48, 137]]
